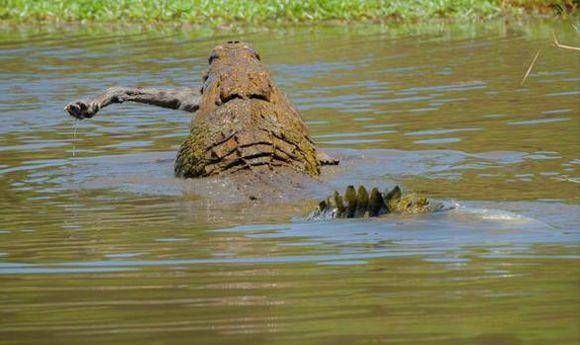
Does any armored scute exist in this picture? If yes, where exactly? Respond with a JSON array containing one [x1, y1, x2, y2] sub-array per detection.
[[310, 185, 445, 219], [174, 42, 322, 178]]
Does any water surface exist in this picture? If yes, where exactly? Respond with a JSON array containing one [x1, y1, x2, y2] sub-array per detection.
[[1, 20, 579, 344]]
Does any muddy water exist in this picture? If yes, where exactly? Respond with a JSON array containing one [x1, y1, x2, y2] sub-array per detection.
[[1, 20, 579, 344]]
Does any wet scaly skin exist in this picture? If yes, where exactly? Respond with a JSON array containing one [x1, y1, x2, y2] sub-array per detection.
[[311, 185, 444, 219], [174, 41, 336, 178]]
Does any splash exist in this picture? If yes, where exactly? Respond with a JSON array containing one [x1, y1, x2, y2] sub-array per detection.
[[71, 119, 78, 158], [450, 203, 547, 225]]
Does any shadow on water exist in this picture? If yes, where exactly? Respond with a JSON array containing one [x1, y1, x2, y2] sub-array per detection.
[[0, 19, 579, 345]]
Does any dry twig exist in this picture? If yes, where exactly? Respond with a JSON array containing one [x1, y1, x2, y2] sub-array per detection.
[[552, 33, 580, 51], [520, 49, 541, 87]]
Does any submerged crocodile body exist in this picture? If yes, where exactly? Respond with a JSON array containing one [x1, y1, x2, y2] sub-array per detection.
[[65, 41, 438, 217]]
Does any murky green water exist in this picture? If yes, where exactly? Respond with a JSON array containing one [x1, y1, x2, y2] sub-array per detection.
[[1, 19, 579, 344]]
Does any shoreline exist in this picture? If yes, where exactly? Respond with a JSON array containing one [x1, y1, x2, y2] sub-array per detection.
[[0, 17, 575, 48], [0, 0, 575, 27], [0, 14, 575, 33]]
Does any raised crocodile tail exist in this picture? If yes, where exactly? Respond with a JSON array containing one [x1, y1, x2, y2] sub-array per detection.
[[308, 185, 449, 220]]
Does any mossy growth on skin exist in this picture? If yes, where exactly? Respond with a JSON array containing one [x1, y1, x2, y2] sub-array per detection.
[[174, 125, 211, 178], [174, 41, 323, 179]]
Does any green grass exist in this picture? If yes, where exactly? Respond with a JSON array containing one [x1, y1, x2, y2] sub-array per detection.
[[0, 0, 575, 25]]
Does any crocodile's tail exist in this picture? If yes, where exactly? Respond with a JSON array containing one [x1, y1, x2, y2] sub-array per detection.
[[309, 185, 447, 220]]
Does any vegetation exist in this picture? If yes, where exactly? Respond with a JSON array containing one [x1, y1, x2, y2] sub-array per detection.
[[0, 0, 575, 25]]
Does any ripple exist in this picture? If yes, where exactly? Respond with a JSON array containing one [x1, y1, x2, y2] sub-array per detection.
[[105, 253, 144, 259], [408, 107, 439, 113], [155, 238, 187, 242], [541, 108, 572, 114], [545, 90, 580, 97], [102, 140, 155, 149], [414, 138, 461, 144], [405, 128, 481, 136], [401, 81, 486, 93], [315, 130, 396, 138], [507, 117, 571, 126], [525, 152, 562, 160], [362, 123, 400, 129], [319, 138, 387, 145], [0, 141, 68, 152], [305, 120, 329, 125], [0, 267, 138, 275]]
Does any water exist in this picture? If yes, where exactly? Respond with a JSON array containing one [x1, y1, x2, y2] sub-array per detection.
[[1, 20, 579, 344]]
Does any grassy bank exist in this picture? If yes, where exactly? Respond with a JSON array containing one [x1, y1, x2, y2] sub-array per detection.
[[0, 0, 575, 25]]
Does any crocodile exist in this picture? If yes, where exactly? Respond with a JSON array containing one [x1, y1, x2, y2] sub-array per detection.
[[65, 41, 438, 216]]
